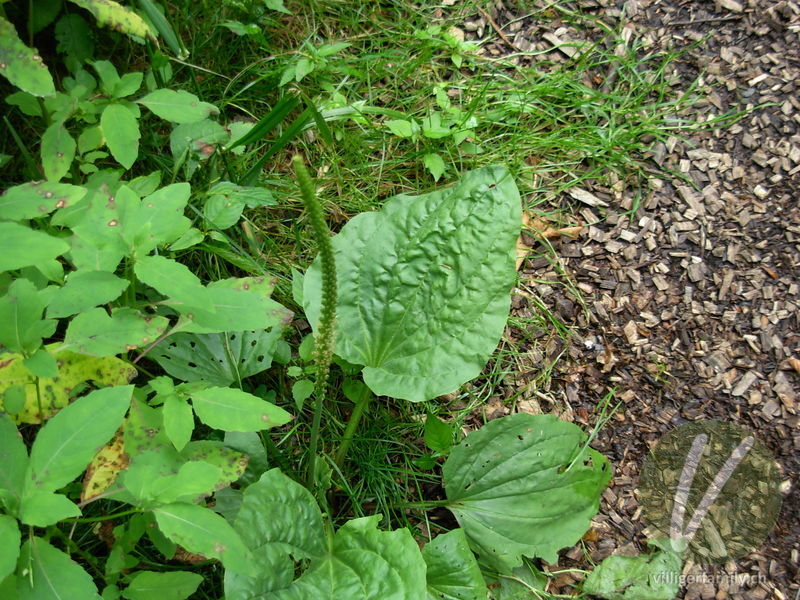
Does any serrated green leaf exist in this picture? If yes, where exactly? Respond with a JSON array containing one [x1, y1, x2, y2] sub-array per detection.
[[101, 103, 139, 169], [26, 385, 132, 493], [69, 0, 153, 40], [226, 469, 426, 599], [0, 414, 28, 514], [30, 0, 63, 34], [0, 17, 55, 96], [17, 537, 100, 600], [55, 14, 95, 64], [0, 279, 55, 354], [125, 183, 192, 254], [18, 490, 81, 526], [163, 395, 193, 451], [113, 72, 143, 98], [190, 387, 291, 432], [138, 89, 219, 123], [41, 120, 76, 181], [0, 181, 87, 221], [0, 515, 19, 580], [153, 503, 257, 575], [423, 152, 446, 181], [150, 328, 283, 386], [0, 222, 69, 274], [92, 60, 120, 93], [582, 546, 682, 600], [122, 571, 203, 600], [443, 413, 611, 570], [304, 165, 521, 401], [46, 270, 129, 318], [63, 308, 168, 356], [424, 414, 452, 454], [422, 529, 486, 600], [0, 345, 136, 423]]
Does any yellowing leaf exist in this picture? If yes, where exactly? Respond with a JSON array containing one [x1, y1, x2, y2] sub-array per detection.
[[81, 430, 128, 502], [68, 0, 154, 41], [0, 344, 137, 423]]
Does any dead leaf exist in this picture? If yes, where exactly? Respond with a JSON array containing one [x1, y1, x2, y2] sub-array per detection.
[[516, 211, 584, 270], [82, 431, 128, 503]]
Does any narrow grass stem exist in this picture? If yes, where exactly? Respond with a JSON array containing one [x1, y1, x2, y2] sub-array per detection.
[[334, 392, 371, 468]]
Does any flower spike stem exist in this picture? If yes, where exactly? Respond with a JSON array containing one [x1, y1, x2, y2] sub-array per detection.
[[293, 155, 337, 490]]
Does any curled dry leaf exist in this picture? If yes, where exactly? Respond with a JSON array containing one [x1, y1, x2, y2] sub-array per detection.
[[516, 211, 584, 270]]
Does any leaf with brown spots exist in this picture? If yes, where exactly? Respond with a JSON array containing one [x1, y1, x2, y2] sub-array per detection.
[[81, 431, 128, 503], [68, 0, 154, 41], [0, 181, 87, 221], [0, 17, 55, 96]]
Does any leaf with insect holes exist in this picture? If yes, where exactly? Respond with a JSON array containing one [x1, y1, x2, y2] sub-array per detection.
[[0, 17, 55, 96], [304, 165, 520, 401], [69, 0, 153, 40], [25, 385, 132, 494], [138, 89, 219, 123], [41, 120, 76, 181], [150, 328, 284, 386], [443, 413, 611, 570], [0, 181, 87, 221], [17, 537, 100, 600], [63, 307, 169, 356], [0, 279, 55, 355], [422, 529, 487, 600], [46, 270, 130, 318], [0, 344, 136, 424], [0, 222, 70, 274], [123, 571, 204, 600], [190, 387, 291, 432], [101, 103, 140, 169], [225, 469, 426, 599], [153, 503, 257, 576]]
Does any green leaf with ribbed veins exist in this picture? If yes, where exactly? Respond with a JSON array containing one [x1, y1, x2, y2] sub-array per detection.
[[226, 469, 427, 600], [443, 413, 611, 570], [17, 537, 100, 600], [0, 17, 55, 96], [0, 181, 87, 221], [68, 0, 153, 40], [63, 308, 168, 356], [304, 165, 521, 401], [46, 270, 129, 318], [423, 529, 486, 600], [138, 89, 219, 123]]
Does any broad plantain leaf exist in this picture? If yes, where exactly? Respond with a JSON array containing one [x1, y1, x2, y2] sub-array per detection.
[[69, 0, 153, 40], [63, 307, 168, 356], [46, 270, 130, 318], [226, 468, 427, 600], [0, 18, 55, 97], [0, 279, 55, 355], [304, 165, 521, 401], [153, 503, 257, 575], [17, 537, 100, 600], [422, 529, 486, 600], [443, 413, 611, 570], [41, 120, 76, 181], [123, 571, 203, 600], [0, 222, 70, 274], [0, 515, 20, 581], [26, 385, 133, 493], [0, 345, 136, 423], [101, 103, 140, 169], [0, 181, 87, 221], [582, 540, 682, 600], [0, 415, 28, 514], [190, 387, 291, 432], [138, 89, 219, 123], [150, 328, 283, 386]]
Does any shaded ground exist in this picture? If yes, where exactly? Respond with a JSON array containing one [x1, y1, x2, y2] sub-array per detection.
[[464, 0, 799, 597]]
